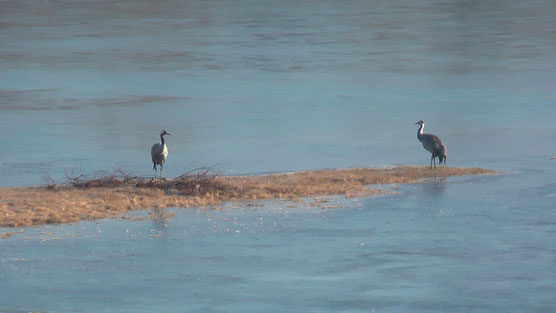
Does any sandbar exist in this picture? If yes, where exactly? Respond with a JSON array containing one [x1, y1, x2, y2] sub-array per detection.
[[0, 166, 494, 228]]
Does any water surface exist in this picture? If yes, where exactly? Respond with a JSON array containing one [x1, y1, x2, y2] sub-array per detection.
[[2, 166, 556, 312], [1, 0, 555, 185], [1, 0, 556, 311]]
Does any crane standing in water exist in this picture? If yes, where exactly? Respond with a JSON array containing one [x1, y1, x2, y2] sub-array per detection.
[[415, 120, 447, 169], [151, 130, 170, 179]]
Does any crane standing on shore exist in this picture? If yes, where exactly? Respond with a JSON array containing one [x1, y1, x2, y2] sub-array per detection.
[[151, 130, 170, 179], [415, 120, 447, 169]]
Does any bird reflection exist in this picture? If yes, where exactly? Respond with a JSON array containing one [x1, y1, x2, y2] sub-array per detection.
[[150, 207, 171, 231], [421, 178, 447, 199]]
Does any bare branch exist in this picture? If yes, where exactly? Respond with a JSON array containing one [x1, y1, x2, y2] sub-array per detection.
[[41, 172, 57, 190]]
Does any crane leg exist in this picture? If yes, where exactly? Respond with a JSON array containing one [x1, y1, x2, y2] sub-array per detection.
[[434, 157, 437, 169], [430, 155, 434, 169], [160, 164, 163, 180]]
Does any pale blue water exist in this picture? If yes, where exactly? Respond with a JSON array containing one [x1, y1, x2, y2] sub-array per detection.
[[1, 0, 556, 312]]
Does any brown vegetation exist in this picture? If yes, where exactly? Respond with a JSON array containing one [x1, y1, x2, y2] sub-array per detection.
[[0, 166, 495, 228]]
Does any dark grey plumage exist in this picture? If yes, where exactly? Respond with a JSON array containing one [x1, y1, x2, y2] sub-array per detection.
[[415, 120, 447, 169]]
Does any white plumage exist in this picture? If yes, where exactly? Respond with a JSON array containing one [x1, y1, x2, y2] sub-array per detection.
[[151, 130, 170, 179]]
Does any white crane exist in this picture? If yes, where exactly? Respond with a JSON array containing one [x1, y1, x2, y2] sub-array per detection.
[[151, 130, 170, 179], [415, 120, 447, 169]]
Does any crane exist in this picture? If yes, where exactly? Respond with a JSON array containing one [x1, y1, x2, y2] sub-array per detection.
[[151, 130, 170, 179], [415, 120, 447, 169]]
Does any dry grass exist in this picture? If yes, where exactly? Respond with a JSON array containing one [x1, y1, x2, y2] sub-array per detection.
[[0, 166, 495, 228]]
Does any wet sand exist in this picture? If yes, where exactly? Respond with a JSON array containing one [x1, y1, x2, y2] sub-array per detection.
[[0, 166, 494, 228]]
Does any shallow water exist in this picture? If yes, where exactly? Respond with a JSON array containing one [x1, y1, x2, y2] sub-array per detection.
[[1, 0, 556, 311], [2, 165, 556, 312]]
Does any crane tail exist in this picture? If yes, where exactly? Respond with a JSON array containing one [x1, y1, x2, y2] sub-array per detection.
[[439, 155, 446, 164]]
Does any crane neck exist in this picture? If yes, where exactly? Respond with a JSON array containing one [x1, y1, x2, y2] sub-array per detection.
[[417, 124, 424, 137], [160, 134, 165, 146]]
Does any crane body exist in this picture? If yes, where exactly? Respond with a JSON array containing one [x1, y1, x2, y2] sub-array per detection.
[[151, 130, 170, 179], [415, 120, 446, 169]]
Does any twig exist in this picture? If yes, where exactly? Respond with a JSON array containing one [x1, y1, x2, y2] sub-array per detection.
[[41, 172, 57, 190]]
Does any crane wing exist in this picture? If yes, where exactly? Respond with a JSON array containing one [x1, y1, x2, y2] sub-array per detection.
[[420, 134, 445, 154], [430, 135, 444, 148], [151, 143, 162, 162]]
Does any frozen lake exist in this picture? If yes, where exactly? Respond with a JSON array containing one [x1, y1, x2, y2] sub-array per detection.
[[1, 0, 556, 311]]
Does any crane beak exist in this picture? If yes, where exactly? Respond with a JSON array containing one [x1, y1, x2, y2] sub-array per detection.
[[166, 132, 171, 136]]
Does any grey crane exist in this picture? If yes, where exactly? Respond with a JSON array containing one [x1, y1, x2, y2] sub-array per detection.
[[151, 130, 170, 179], [415, 120, 447, 169]]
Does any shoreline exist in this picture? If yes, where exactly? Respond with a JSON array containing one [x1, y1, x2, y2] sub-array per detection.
[[0, 166, 495, 228]]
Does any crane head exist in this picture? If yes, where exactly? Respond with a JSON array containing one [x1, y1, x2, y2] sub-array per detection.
[[415, 120, 424, 125], [160, 130, 171, 136]]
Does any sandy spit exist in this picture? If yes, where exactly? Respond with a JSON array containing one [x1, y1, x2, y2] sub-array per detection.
[[0, 166, 494, 228]]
